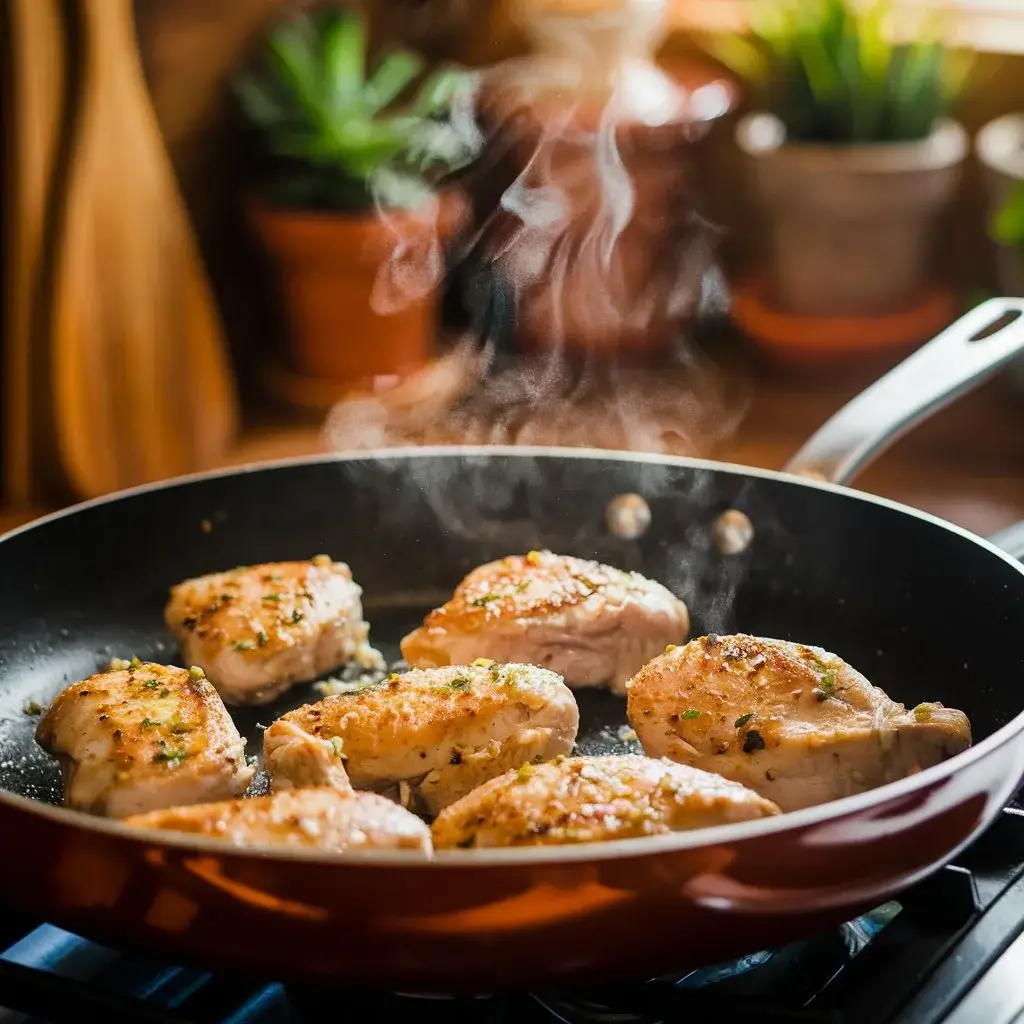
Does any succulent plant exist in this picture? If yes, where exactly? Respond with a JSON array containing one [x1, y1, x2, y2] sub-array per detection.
[[701, 0, 973, 144], [235, 5, 478, 211]]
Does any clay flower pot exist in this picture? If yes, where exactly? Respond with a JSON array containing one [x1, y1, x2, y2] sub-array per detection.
[[249, 190, 465, 386], [736, 113, 968, 318], [976, 114, 1024, 394], [976, 113, 1024, 297]]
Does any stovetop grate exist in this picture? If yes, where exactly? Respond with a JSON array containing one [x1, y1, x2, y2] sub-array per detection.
[[4, 808, 1024, 1024]]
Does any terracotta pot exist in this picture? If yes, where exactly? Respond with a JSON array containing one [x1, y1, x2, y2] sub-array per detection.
[[736, 114, 968, 318], [249, 191, 465, 385]]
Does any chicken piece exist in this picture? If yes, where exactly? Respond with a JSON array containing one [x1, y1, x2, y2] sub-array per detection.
[[264, 662, 579, 816], [36, 662, 253, 818], [400, 550, 689, 695], [165, 556, 383, 706], [124, 787, 432, 855], [432, 754, 780, 849], [626, 634, 973, 813]]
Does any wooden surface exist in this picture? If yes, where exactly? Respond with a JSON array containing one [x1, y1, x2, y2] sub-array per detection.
[[48, 0, 239, 499], [3, 0, 69, 503], [3, 355, 1022, 540]]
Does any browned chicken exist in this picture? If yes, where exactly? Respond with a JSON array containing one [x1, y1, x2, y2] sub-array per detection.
[[124, 787, 431, 854], [431, 753, 780, 849], [400, 550, 690, 695], [36, 662, 253, 818], [626, 634, 973, 812], [264, 662, 579, 815], [165, 556, 382, 706]]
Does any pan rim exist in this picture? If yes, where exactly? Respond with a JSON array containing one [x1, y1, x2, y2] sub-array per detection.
[[3, 444, 1024, 868]]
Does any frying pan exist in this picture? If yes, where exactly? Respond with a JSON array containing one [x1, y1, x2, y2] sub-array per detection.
[[3, 298, 1024, 992]]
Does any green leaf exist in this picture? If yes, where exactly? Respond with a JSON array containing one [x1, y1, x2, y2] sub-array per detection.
[[233, 73, 286, 128], [409, 67, 469, 117], [266, 17, 323, 123], [692, 0, 971, 145], [992, 183, 1024, 249], [322, 11, 366, 112], [363, 51, 425, 113], [233, 6, 476, 210]]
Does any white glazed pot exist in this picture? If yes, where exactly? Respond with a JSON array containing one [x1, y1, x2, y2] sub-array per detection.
[[736, 113, 968, 317]]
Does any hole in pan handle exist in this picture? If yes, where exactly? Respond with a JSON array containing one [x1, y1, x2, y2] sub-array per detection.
[[783, 298, 1024, 487]]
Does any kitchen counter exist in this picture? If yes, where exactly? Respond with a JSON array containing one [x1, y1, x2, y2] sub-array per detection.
[[3, 357, 1023, 540]]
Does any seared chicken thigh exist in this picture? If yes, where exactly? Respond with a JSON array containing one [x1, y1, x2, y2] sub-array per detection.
[[36, 662, 253, 818], [165, 557, 382, 706], [264, 663, 579, 815], [626, 634, 972, 812], [400, 551, 689, 695], [432, 754, 780, 849], [125, 787, 431, 855]]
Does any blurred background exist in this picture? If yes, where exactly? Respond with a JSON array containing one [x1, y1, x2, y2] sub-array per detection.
[[3, 0, 1024, 533]]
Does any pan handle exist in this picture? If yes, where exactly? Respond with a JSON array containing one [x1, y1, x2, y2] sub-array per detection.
[[783, 298, 1024, 486], [987, 521, 1024, 561]]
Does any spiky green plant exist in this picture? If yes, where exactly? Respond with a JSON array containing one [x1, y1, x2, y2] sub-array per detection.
[[700, 0, 973, 144], [992, 182, 1024, 252], [234, 6, 477, 212]]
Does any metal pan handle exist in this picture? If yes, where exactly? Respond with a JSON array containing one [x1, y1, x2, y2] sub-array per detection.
[[784, 298, 1024, 486]]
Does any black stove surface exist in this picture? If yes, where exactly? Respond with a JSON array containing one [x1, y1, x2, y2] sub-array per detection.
[[3, 809, 1024, 1024]]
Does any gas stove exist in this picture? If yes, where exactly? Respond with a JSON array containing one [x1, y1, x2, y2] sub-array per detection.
[[3, 809, 1024, 1024]]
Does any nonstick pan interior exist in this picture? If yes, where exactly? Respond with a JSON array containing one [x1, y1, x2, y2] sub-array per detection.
[[2, 450, 1024, 814]]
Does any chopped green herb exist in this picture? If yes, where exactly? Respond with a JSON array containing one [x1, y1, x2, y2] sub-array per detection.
[[330, 737, 344, 759], [153, 748, 187, 765], [742, 730, 766, 754], [470, 593, 500, 607], [735, 713, 754, 728], [143, 679, 160, 689], [681, 708, 700, 720], [290, 609, 304, 624], [187, 666, 206, 682], [129, 656, 142, 670], [515, 580, 531, 593], [234, 641, 255, 652], [140, 718, 159, 729], [263, 593, 281, 603], [814, 670, 837, 702], [450, 676, 471, 691], [256, 630, 268, 647]]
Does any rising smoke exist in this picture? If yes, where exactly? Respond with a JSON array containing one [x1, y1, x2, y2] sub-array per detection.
[[325, 0, 748, 458]]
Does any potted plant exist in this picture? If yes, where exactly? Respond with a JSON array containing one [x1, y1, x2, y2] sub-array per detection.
[[977, 114, 1024, 297], [234, 5, 477, 388], [704, 0, 972, 356]]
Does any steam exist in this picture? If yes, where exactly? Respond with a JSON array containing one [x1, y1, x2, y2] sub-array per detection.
[[323, 2, 755, 626], [325, 13, 746, 452]]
